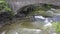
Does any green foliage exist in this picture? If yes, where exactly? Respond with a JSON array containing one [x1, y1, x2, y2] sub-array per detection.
[[52, 22, 60, 34], [0, 0, 14, 17], [0, 0, 12, 13]]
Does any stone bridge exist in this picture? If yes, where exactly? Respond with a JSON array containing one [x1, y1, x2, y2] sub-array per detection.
[[5, 0, 60, 12]]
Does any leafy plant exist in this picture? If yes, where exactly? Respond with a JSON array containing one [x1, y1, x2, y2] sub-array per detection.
[[0, 0, 12, 13], [52, 22, 60, 34], [0, 0, 15, 18]]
